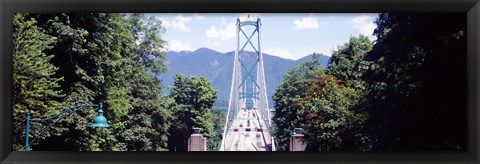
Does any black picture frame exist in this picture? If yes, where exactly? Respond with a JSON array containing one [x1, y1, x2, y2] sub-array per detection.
[[1, 0, 479, 164]]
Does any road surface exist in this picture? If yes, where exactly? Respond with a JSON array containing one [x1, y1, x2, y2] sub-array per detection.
[[223, 109, 270, 151]]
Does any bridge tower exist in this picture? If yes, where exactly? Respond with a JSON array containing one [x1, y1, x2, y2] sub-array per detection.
[[220, 17, 274, 151]]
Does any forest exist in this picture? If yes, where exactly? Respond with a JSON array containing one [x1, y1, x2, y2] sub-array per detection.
[[272, 13, 467, 151], [13, 13, 223, 151], [13, 13, 467, 151]]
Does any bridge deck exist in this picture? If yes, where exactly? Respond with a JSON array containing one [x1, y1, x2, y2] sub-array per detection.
[[223, 109, 272, 151], [253, 109, 272, 148]]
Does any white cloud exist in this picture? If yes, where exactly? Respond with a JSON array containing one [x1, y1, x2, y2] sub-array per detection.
[[210, 42, 219, 47], [221, 17, 226, 23], [194, 14, 205, 20], [204, 13, 262, 46], [162, 14, 192, 33], [176, 15, 192, 22], [205, 23, 236, 41], [168, 40, 194, 51], [207, 40, 220, 47], [294, 16, 320, 30], [202, 39, 234, 53], [264, 47, 296, 60], [351, 15, 376, 36]]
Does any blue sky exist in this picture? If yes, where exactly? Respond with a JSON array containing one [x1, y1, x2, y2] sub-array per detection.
[[150, 13, 378, 60]]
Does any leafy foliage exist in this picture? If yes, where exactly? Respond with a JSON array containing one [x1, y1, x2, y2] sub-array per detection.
[[298, 75, 367, 151], [272, 14, 466, 151], [12, 13, 65, 151], [272, 54, 325, 151], [327, 35, 373, 90], [167, 73, 223, 151], [15, 13, 170, 151], [360, 13, 467, 151]]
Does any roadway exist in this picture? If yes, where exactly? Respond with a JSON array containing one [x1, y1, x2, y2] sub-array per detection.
[[223, 108, 270, 151]]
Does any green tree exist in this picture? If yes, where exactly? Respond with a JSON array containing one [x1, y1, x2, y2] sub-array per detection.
[[167, 73, 222, 151], [297, 75, 368, 151], [117, 13, 171, 151], [12, 13, 65, 151], [127, 13, 168, 76], [361, 13, 467, 150], [272, 53, 325, 151], [22, 13, 171, 151], [326, 35, 373, 90]]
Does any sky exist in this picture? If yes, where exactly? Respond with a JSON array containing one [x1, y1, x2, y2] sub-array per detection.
[[149, 13, 378, 60]]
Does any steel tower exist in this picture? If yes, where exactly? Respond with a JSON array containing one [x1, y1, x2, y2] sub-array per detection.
[[220, 17, 274, 151]]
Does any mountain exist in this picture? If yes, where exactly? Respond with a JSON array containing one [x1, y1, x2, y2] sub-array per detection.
[[156, 47, 330, 112], [295, 53, 330, 67]]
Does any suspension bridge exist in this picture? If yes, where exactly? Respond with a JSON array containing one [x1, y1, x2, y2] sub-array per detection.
[[219, 17, 276, 151]]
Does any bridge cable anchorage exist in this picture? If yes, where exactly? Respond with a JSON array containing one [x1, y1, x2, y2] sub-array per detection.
[[220, 17, 274, 151]]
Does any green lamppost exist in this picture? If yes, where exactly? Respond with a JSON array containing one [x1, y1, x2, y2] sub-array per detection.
[[290, 128, 303, 136], [25, 102, 109, 151]]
